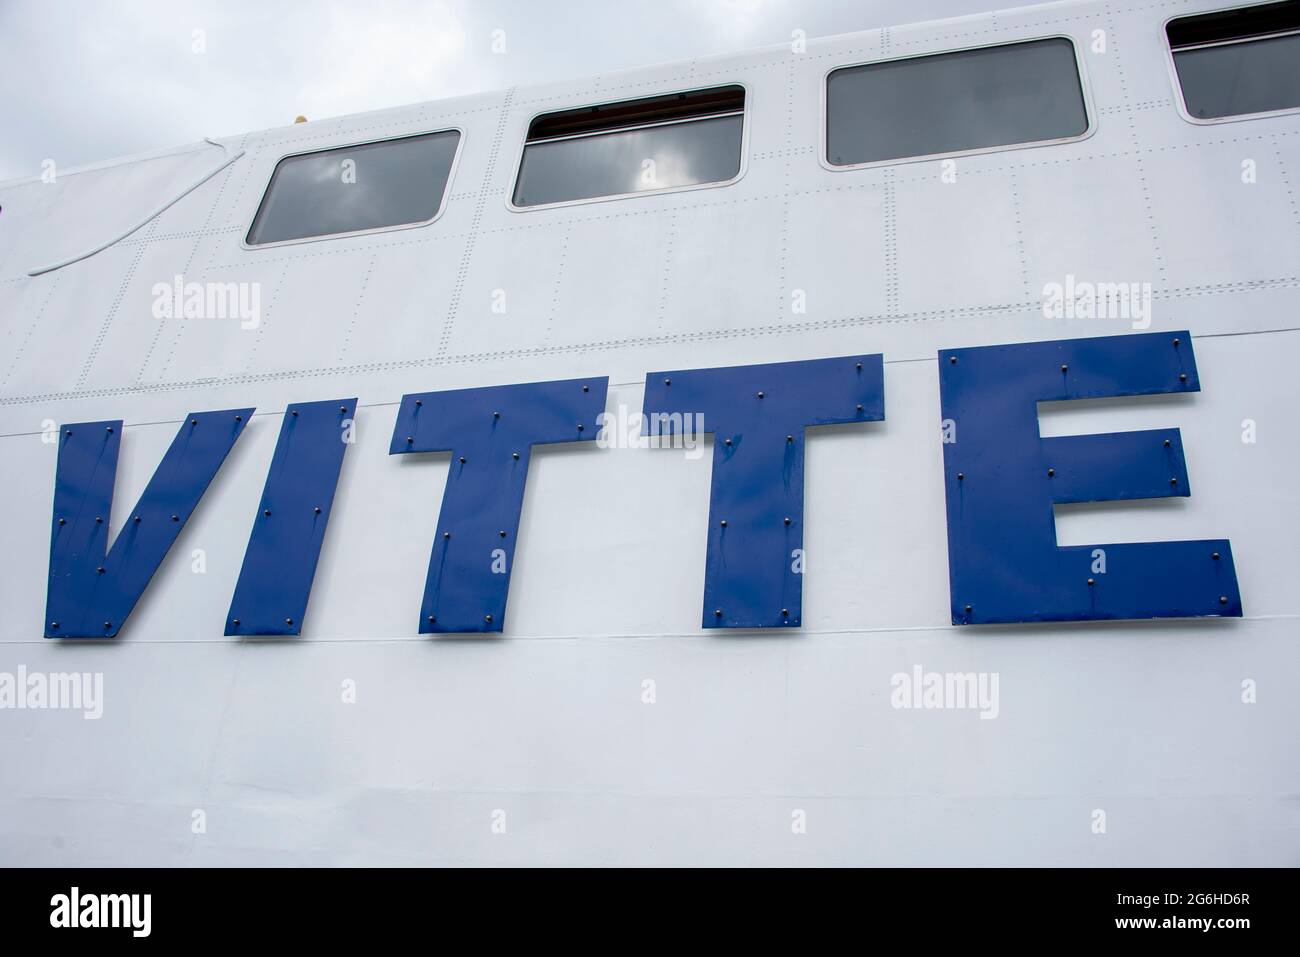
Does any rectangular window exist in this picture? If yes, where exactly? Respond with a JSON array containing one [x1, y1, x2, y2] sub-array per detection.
[[1167, 1, 1300, 121], [246, 129, 461, 247], [825, 37, 1090, 167], [511, 85, 745, 208]]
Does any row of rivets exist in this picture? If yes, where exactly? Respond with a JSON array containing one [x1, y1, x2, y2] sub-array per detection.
[[1081, 578, 1227, 604], [61, 514, 172, 524], [661, 363, 864, 396], [961, 549, 1227, 613], [945, 339, 1183, 375]]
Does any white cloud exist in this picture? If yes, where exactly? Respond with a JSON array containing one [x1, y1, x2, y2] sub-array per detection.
[[0, 0, 1042, 181]]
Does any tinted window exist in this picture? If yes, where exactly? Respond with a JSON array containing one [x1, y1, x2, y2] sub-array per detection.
[[1168, 2, 1300, 120], [512, 86, 744, 207], [826, 38, 1089, 166], [247, 130, 460, 246]]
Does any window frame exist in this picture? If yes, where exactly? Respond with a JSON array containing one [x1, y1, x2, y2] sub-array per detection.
[[1163, 3, 1300, 126], [241, 127, 466, 251], [818, 34, 1096, 172], [504, 81, 752, 213]]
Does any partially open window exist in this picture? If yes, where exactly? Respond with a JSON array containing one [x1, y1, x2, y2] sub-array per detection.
[[825, 37, 1090, 167], [246, 129, 461, 246], [1167, 1, 1300, 121], [511, 86, 745, 208]]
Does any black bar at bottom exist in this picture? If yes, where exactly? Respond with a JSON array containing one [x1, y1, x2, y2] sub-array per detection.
[[0, 866, 1288, 943]]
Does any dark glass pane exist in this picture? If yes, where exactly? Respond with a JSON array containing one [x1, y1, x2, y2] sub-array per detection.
[[527, 85, 744, 140], [1167, 1, 1300, 48], [1174, 33, 1300, 119], [512, 114, 743, 207], [826, 38, 1089, 166], [247, 130, 460, 245]]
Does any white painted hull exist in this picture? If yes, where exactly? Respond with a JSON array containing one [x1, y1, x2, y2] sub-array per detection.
[[0, 0, 1296, 865]]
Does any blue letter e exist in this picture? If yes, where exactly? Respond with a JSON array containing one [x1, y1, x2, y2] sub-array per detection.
[[939, 331, 1240, 625]]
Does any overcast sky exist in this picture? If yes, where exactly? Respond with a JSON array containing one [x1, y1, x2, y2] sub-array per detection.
[[0, 0, 1050, 182]]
